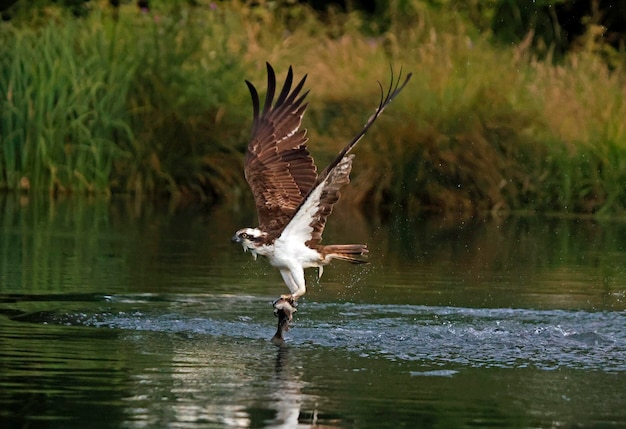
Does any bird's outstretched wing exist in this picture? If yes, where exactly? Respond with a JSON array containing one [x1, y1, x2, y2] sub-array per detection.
[[300, 67, 413, 247], [244, 63, 317, 237]]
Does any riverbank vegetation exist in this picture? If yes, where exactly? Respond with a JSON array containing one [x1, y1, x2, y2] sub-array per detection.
[[1, 1, 625, 217]]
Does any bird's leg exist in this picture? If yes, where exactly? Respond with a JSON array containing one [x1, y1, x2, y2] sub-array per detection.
[[271, 295, 297, 345]]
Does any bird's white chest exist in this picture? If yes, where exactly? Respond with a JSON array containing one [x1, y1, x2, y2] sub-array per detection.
[[267, 236, 320, 269]]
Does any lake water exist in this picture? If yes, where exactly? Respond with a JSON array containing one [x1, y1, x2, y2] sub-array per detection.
[[1, 196, 625, 428]]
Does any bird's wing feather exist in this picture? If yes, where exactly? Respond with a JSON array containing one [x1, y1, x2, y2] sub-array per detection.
[[244, 63, 317, 237], [318, 66, 413, 179], [280, 155, 353, 246], [281, 67, 413, 247]]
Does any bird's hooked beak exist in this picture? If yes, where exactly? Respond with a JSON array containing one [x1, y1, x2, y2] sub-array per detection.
[[231, 234, 251, 256]]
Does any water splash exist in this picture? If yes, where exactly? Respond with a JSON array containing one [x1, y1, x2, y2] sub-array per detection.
[[6, 294, 626, 372]]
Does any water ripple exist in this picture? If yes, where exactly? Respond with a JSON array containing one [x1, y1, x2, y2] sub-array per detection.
[[294, 303, 626, 371], [6, 294, 626, 372]]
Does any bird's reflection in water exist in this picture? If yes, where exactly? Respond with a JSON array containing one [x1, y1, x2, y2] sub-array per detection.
[[257, 346, 319, 428]]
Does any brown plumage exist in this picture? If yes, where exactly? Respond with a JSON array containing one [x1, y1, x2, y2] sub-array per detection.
[[243, 63, 411, 247]]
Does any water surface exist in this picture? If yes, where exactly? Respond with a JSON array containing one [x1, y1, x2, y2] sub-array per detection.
[[1, 196, 625, 428]]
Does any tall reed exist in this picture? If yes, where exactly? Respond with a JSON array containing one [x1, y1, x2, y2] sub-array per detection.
[[0, 19, 133, 194], [0, 5, 248, 201]]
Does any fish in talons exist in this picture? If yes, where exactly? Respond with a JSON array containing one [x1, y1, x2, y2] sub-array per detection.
[[271, 296, 297, 346]]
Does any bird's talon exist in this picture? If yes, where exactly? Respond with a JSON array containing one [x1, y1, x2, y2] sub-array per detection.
[[273, 297, 296, 315]]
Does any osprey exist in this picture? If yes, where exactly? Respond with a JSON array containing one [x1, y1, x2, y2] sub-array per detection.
[[232, 63, 411, 323]]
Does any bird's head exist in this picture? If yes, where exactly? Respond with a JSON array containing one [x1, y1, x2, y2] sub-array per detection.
[[231, 228, 267, 259]]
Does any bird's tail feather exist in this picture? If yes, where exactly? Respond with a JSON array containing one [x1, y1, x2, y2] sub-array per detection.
[[321, 244, 369, 264]]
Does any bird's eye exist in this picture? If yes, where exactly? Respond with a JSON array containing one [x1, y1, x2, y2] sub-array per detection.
[[241, 233, 249, 239]]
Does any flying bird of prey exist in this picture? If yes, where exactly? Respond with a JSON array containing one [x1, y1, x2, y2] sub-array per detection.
[[232, 63, 411, 331]]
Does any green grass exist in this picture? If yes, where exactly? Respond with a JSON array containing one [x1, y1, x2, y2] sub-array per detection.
[[1, 1, 625, 216], [0, 4, 248, 202], [0, 17, 132, 194]]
